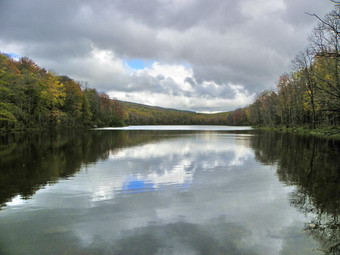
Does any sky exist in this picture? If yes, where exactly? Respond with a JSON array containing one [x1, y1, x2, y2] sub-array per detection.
[[0, 0, 335, 112]]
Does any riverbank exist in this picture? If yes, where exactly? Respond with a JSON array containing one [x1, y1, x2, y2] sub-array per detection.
[[255, 126, 340, 140]]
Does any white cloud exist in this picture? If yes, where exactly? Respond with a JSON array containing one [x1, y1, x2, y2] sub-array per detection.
[[139, 62, 194, 91], [54, 46, 127, 88], [108, 62, 254, 112]]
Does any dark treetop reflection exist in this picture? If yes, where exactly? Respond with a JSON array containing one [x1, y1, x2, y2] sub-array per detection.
[[0, 128, 339, 255], [251, 131, 340, 254]]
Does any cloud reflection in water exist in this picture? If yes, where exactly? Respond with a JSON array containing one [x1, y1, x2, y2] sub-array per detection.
[[0, 131, 322, 255]]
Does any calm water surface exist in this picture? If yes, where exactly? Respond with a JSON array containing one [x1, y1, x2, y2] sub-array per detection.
[[0, 126, 339, 255]]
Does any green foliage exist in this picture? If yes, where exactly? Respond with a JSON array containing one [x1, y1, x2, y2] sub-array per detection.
[[0, 101, 20, 127], [0, 53, 127, 131], [0, 102, 17, 122], [122, 101, 250, 126]]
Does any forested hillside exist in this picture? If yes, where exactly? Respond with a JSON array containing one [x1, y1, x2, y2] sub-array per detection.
[[121, 101, 250, 125], [0, 54, 126, 131], [248, 7, 340, 129]]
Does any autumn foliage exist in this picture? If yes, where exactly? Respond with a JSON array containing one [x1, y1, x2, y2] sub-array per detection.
[[249, 7, 340, 129], [0, 54, 126, 130]]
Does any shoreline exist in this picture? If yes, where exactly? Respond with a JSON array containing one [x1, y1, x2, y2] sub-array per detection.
[[254, 126, 340, 140]]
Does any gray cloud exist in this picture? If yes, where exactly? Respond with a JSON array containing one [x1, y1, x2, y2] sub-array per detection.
[[0, 0, 334, 112], [111, 0, 247, 31]]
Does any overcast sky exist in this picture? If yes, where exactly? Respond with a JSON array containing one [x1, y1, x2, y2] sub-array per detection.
[[0, 0, 335, 112]]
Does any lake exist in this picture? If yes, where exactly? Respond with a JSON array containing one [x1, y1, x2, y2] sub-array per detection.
[[0, 126, 339, 255]]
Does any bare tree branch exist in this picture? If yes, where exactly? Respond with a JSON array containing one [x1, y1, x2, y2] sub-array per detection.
[[305, 12, 340, 34]]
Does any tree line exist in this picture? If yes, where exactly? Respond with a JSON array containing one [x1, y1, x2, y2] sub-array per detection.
[[0, 54, 126, 131], [121, 101, 251, 126], [249, 6, 340, 129]]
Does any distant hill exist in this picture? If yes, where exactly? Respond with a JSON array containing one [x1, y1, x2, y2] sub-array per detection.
[[120, 100, 195, 114], [120, 100, 250, 126]]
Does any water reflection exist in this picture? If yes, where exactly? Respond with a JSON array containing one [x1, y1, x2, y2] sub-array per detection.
[[0, 130, 163, 206], [251, 131, 340, 254], [0, 129, 339, 254]]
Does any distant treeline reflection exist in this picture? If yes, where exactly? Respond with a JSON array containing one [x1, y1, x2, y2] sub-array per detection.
[[0, 130, 172, 207], [251, 131, 340, 254]]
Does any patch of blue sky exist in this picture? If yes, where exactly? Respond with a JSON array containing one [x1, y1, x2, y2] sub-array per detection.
[[180, 61, 192, 68], [123, 179, 155, 194], [5, 52, 21, 60], [125, 59, 155, 70]]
